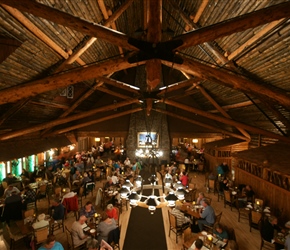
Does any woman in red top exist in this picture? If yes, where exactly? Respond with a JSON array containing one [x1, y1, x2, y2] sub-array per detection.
[[179, 171, 189, 187], [105, 204, 118, 222]]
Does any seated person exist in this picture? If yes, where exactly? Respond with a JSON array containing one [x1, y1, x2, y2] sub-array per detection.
[[50, 199, 65, 221], [238, 185, 255, 207], [81, 172, 91, 186], [171, 205, 191, 227], [95, 156, 103, 165], [88, 171, 95, 182], [38, 234, 64, 250], [219, 179, 229, 193], [196, 192, 205, 205], [71, 215, 98, 249], [111, 172, 119, 185], [3, 185, 20, 198], [32, 213, 49, 230], [22, 186, 36, 210], [106, 204, 119, 222], [262, 216, 285, 250], [97, 212, 118, 243], [72, 170, 82, 185], [197, 199, 215, 232], [104, 177, 114, 190], [20, 169, 30, 179], [79, 201, 96, 218], [3, 173, 17, 185], [179, 171, 189, 187], [194, 239, 204, 250], [213, 223, 228, 243]]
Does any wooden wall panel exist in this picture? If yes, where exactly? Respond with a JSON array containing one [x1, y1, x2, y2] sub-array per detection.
[[235, 167, 290, 223]]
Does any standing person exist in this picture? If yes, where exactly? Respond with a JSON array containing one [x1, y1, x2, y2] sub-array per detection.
[[197, 199, 215, 231], [38, 235, 64, 250]]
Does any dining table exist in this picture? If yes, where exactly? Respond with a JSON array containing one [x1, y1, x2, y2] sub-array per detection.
[[180, 204, 201, 219]]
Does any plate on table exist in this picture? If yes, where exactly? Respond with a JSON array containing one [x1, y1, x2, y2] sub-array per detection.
[[90, 229, 96, 233], [245, 208, 250, 210], [232, 191, 237, 195], [201, 231, 207, 236]]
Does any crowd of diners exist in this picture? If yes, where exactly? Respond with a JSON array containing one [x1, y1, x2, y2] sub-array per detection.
[[1, 150, 290, 250], [167, 161, 290, 250]]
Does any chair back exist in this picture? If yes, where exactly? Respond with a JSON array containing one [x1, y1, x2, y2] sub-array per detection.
[[251, 210, 262, 224], [183, 226, 192, 242], [24, 209, 35, 218], [65, 226, 74, 249], [215, 212, 223, 223], [188, 183, 196, 190], [168, 211, 177, 229], [204, 196, 212, 205], [85, 181, 95, 192], [224, 225, 236, 241], [224, 190, 231, 202], [209, 179, 215, 189], [2, 181, 8, 189], [114, 206, 120, 225], [34, 227, 49, 244], [108, 226, 120, 246]]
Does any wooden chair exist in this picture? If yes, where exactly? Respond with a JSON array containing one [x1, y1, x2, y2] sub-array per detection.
[[204, 212, 223, 234], [95, 169, 101, 182], [203, 196, 212, 206], [185, 189, 196, 203], [235, 199, 250, 222], [33, 226, 49, 249], [224, 190, 234, 210], [223, 225, 237, 241], [182, 227, 193, 250], [208, 179, 216, 194], [249, 210, 262, 232], [6, 224, 27, 250], [216, 181, 224, 202], [36, 184, 48, 202], [78, 187, 85, 208], [65, 226, 87, 250], [54, 186, 62, 198], [2, 181, 8, 189], [168, 210, 184, 243]]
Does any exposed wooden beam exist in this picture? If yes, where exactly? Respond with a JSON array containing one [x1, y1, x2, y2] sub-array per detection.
[[197, 85, 251, 139], [1, 4, 85, 65], [97, 86, 133, 100], [146, 0, 162, 92], [0, 99, 139, 141], [97, 76, 140, 95], [227, 18, 286, 61], [208, 100, 257, 113], [158, 78, 200, 96], [30, 101, 69, 110], [193, 0, 209, 24], [0, 0, 137, 51], [0, 99, 29, 126], [51, 107, 142, 135], [154, 108, 248, 141], [65, 132, 77, 145], [173, 2, 290, 51], [56, 0, 133, 72], [162, 57, 290, 108], [0, 54, 143, 105], [163, 99, 290, 143]]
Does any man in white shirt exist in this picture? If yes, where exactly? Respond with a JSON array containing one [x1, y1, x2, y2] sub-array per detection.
[[3, 185, 20, 198]]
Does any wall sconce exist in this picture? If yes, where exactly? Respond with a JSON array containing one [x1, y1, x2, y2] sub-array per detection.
[[192, 139, 198, 143]]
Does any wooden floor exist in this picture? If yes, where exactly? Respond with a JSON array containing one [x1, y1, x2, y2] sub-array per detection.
[[0, 171, 260, 250]]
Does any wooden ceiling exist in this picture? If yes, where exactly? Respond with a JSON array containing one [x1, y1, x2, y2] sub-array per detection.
[[0, 0, 290, 159]]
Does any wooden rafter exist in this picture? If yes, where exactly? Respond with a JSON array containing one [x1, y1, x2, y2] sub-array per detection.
[[154, 108, 248, 141], [50, 107, 142, 135], [157, 78, 200, 96], [208, 100, 257, 113], [0, 0, 136, 51], [0, 99, 139, 141], [163, 99, 290, 143], [0, 55, 143, 105], [172, 1, 290, 51], [162, 57, 290, 108], [97, 76, 140, 95]]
